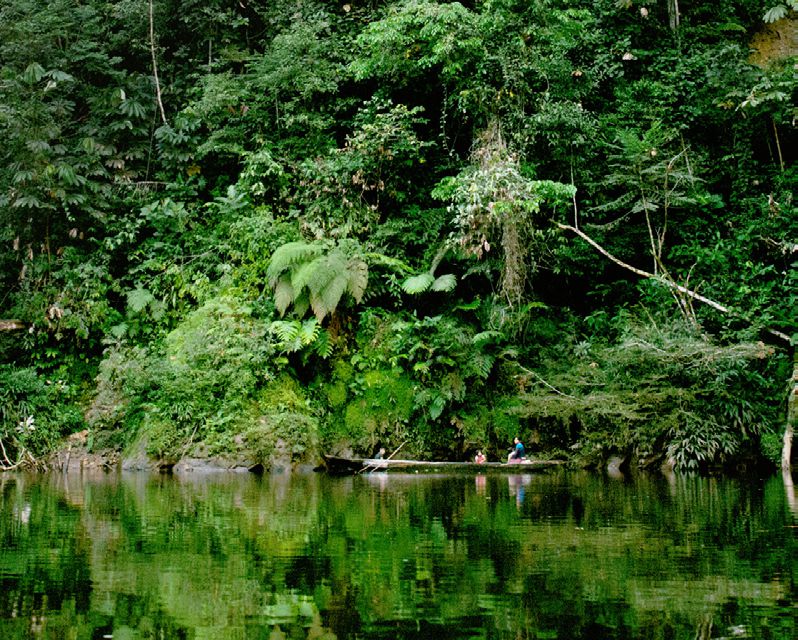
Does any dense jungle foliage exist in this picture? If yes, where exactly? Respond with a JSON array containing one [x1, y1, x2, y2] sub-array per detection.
[[0, 0, 795, 472]]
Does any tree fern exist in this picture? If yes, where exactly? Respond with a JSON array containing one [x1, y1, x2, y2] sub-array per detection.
[[764, 3, 797, 23], [289, 258, 321, 295], [292, 291, 311, 319], [268, 241, 371, 321], [267, 241, 325, 286], [306, 255, 340, 295]]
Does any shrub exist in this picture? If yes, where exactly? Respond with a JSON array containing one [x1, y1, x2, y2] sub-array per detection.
[[0, 365, 85, 466]]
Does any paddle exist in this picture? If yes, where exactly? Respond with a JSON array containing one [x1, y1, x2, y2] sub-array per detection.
[[358, 441, 407, 474]]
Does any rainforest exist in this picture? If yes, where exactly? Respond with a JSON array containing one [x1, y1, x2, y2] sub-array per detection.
[[0, 0, 795, 473]]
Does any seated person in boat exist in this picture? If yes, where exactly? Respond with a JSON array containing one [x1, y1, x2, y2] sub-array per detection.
[[374, 447, 386, 460], [507, 437, 526, 463], [474, 450, 486, 464]]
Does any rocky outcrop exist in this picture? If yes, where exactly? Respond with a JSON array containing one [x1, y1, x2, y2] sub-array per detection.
[[46, 430, 315, 474], [749, 16, 797, 67]]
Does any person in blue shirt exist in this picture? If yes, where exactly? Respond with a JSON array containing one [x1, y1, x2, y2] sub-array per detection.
[[507, 437, 525, 463]]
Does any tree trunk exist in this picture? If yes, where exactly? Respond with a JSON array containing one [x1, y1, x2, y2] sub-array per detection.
[[667, 0, 680, 30], [149, 0, 167, 125]]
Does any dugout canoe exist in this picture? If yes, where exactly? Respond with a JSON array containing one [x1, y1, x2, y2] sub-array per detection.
[[322, 455, 564, 475]]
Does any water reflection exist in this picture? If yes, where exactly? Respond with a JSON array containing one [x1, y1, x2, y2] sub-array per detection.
[[783, 469, 798, 520], [0, 470, 796, 639], [507, 474, 530, 506]]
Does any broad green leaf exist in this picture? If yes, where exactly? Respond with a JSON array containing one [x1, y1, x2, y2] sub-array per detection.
[[23, 63, 45, 83]]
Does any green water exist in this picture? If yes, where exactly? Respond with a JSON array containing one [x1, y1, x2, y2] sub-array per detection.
[[0, 470, 796, 639]]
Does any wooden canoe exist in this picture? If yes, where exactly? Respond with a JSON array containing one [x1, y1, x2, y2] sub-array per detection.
[[322, 455, 563, 475]]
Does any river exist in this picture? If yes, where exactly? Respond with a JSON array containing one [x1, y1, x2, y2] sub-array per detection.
[[0, 470, 795, 639]]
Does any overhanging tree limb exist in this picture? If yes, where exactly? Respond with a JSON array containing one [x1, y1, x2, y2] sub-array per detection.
[[555, 221, 791, 344]]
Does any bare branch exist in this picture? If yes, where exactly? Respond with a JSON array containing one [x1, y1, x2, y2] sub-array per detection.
[[556, 222, 791, 343]]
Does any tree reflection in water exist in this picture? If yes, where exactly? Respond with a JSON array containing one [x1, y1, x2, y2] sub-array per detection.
[[0, 471, 795, 639]]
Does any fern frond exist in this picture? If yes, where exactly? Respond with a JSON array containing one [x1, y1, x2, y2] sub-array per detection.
[[293, 291, 310, 318], [127, 287, 155, 314], [267, 241, 324, 285], [429, 393, 446, 420], [312, 271, 348, 321], [269, 320, 300, 343], [305, 253, 345, 296], [440, 372, 466, 401], [472, 330, 503, 348], [431, 273, 457, 292], [299, 318, 319, 345], [364, 252, 412, 273], [273, 275, 295, 317], [764, 5, 789, 22], [314, 329, 333, 358], [402, 273, 434, 294], [347, 259, 369, 303], [290, 257, 327, 295], [471, 351, 495, 380], [519, 301, 548, 313]]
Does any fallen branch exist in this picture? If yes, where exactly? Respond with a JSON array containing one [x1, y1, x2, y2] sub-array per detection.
[[556, 222, 791, 344]]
